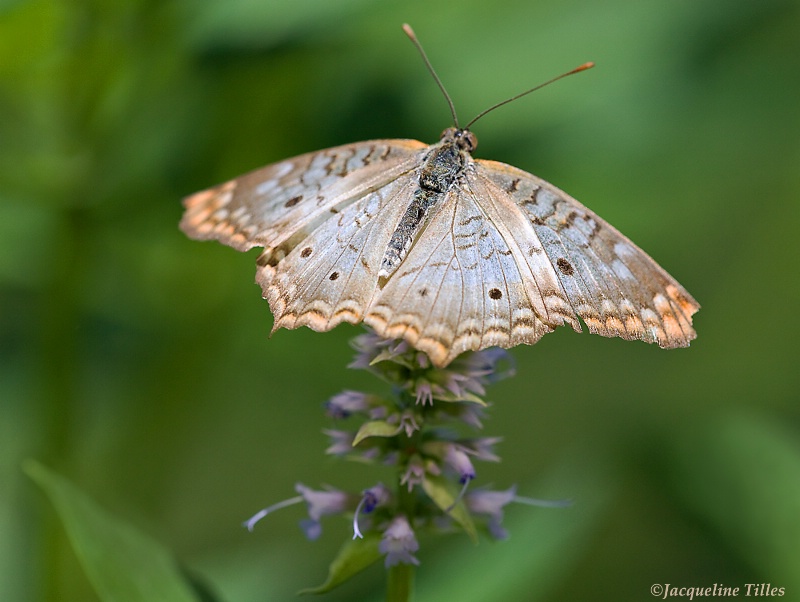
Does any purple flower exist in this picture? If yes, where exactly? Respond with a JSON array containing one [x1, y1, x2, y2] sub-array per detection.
[[323, 429, 354, 456], [362, 483, 390, 512], [352, 483, 391, 539], [325, 390, 370, 419], [379, 516, 420, 567], [444, 444, 476, 484], [415, 381, 433, 405], [369, 405, 388, 420], [299, 518, 323, 541], [387, 410, 420, 437], [296, 483, 349, 540], [466, 486, 517, 540], [463, 436, 502, 463], [460, 347, 515, 384], [456, 403, 485, 429], [437, 348, 515, 400], [400, 460, 426, 491], [349, 332, 412, 369]]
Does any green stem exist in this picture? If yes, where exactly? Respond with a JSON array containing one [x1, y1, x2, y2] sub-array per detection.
[[390, 392, 420, 601], [387, 563, 415, 602]]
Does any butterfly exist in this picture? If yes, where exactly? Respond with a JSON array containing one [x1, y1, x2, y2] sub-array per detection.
[[180, 25, 699, 368]]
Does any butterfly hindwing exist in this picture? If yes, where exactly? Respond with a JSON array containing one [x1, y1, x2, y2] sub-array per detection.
[[367, 171, 577, 367], [259, 176, 418, 333]]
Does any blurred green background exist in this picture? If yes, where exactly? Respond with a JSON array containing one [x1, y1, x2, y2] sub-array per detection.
[[2, 0, 799, 600]]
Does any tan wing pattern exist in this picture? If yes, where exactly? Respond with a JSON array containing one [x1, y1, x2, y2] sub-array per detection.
[[365, 168, 581, 366], [181, 139, 426, 254], [477, 159, 699, 349], [258, 176, 417, 333]]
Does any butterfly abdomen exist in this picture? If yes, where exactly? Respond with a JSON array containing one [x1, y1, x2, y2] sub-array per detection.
[[378, 140, 468, 280]]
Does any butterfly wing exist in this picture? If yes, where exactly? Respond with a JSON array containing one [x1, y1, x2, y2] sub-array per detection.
[[181, 140, 429, 333], [476, 159, 699, 349], [181, 139, 427, 254], [260, 176, 420, 333], [366, 169, 579, 367]]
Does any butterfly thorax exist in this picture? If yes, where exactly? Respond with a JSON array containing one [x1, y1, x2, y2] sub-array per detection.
[[377, 128, 477, 281]]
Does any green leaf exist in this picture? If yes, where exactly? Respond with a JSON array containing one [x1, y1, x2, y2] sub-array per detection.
[[370, 349, 417, 370], [298, 533, 382, 595], [438, 391, 487, 406], [422, 474, 478, 543], [25, 460, 203, 602], [352, 420, 400, 446]]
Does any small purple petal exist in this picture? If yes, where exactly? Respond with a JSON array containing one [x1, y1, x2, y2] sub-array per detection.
[[322, 429, 354, 456], [379, 516, 420, 567], [400, 461, 426, 491], [458, 405, 485, 429], [444, 444, 476, 483], [486, 516, 509, 540], [369, 406, 388, 420], [466, 485, 517, 516], [466, 485, 517, 539], [300, 519, 323, 541], [361, 447, 381, 461], [363, 483, 391, 512], [415, 382, 433, 406], [325, 390, 370, 419], [352, 483, 390, 540], [464, 436, 502, 462], [295, 483, 349, 521], [416, 353, 430, 369], [399, 411, 420, 436]]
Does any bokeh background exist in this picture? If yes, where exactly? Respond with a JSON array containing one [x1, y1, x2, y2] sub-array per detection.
[[2, 0, 799, 600]]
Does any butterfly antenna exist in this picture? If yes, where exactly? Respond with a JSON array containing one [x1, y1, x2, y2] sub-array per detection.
[[403, 24, 460, 128], [464, 61, 595, 130]]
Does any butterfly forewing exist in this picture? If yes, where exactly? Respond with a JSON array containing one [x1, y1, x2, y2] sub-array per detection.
[[180, 139, 426, 254]]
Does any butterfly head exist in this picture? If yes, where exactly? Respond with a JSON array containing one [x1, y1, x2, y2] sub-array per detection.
[[441, 127, 477, 153]]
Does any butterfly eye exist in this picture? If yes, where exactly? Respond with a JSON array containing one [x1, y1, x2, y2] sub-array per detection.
[[459, 130, 477, 152], [439, 127, 457, 141]]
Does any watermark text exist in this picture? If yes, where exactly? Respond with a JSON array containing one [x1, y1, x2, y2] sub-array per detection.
[[650, 583, 785, 599]]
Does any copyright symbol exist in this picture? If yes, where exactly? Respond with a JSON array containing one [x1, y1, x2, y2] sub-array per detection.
[[651, 584, 664, 597]]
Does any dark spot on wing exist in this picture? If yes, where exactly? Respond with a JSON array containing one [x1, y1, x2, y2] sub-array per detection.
[[329, 271, 339, 280], [557, 258, 574, 275], [489, 288, 503, 300], [284, 195, 302, 208], [301, 247, 313, 258], [459, 215, 482, 226], [419, 288, 428, 297]]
